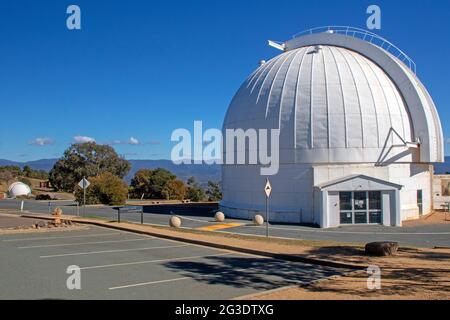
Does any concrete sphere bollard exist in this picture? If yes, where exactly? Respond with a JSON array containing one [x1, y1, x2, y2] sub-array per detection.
[[215, 211, 225, 222], [169, 216, 181, 228], [253, 214, 264, 226]]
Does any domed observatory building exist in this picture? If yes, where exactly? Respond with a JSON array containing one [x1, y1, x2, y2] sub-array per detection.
[[8, 182, 31, 198], [220, 27, 444, 228]]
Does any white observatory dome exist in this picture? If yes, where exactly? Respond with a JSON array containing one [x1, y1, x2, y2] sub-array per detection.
[[8, 182, 32, 198], [224, 45, 415, 163], [220, 27, 444, 228]]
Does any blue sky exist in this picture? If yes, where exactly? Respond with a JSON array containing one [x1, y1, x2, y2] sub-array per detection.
[[0, 0, 449, 161]]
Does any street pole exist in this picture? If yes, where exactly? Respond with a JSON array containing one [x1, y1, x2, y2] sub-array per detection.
[[83, 176, 86, 216], [264, 178, 272, 238], [266, 195, 269, 238]]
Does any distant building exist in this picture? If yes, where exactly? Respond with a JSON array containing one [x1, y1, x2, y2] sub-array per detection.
[[220, 27, 444, 228], [39, 181, 51, 189], [433, 174, 450, 211], [8, 182, 32, 198]]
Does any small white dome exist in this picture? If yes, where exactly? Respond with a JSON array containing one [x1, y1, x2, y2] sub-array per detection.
[[8, 182, 31, 198]]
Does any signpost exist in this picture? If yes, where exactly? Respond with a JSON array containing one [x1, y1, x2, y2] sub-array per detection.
[[78, 177, 90, 216], [264, 178, 272, 238]]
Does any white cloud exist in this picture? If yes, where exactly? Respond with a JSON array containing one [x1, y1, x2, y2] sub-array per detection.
[[74, 136, 95, 143], [29, 137, 54, 146], [110, 137, 141, 145], [128, 137, 140, 145]]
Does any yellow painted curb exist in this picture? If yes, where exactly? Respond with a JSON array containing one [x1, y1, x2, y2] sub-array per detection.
[[196, 223, 243, 231]]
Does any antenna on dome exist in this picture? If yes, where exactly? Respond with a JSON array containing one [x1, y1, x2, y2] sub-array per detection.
[[268, 40, 285, 51]]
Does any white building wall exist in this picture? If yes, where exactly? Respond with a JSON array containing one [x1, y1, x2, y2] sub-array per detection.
[[313, 163, 431, 222], [221, 162, 432, 226], [220, 163, 314, 224], [433, 174, 450, 210]]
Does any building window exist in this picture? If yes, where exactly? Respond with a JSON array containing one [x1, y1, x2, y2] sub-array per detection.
[[339, 191, 382, 225], [417, 190, 423, 215], [339, 192, 352, 210]]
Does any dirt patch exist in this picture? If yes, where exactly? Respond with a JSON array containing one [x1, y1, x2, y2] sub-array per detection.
[[247, 266, 450, 300], [403, 211, 450, 226], [0, 213, 87, 234]]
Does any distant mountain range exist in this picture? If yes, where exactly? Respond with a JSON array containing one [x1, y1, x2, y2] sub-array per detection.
[[0, 158, 221, 184], [1, 156, 449, 183]]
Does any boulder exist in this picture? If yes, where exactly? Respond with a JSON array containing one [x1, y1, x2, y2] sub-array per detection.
[[253, 214, 264, 226], [214, 211, 225, 222], [365, 241, 399, 256]]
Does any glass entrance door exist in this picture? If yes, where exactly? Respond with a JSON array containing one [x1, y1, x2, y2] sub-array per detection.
[[353, 192, 367, 224], [339, 191, 382, 225]]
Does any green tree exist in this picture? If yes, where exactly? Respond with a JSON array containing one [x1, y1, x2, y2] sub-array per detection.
[[18, 177, 32, 187], [21, 166, 49, 180], [0, 166, 21, 177], [49, 142, 131, 192], [205, 181, 222, 201], [161, 179, 187, 200], [74, 172, 128, 205], [129, 168, 176, 199], [22, 165, 32, 177], [186, 176, 205, 202]]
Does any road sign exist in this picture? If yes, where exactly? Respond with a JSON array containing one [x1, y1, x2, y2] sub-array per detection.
[[78, 177, 90, 189], [78, 177, 90, 216], [264, 178, 272, 238], [264, 179, 272, 198]]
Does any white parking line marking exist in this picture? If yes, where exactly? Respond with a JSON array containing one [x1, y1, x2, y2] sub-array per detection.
[[109, 277, 191, 290], [2, 232, 122, 242], [108, 267, 251, 290], [18, 237, 155, 249], [40, 244, 189, 258], [80, 252, 232, 270]]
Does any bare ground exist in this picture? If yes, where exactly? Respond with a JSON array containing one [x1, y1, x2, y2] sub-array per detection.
[[403, 211, 450, 227], [0, 213, 87, 234]]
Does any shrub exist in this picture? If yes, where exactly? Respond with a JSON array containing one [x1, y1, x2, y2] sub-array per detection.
[[74, 172, 128, 206], [161, 179, 187, 200], [18, 177, 32, 187], [129, 168, 177, 199], [186, 177, 205, 202], [206, 181, 222, 201], [35, 194, 52, 201]]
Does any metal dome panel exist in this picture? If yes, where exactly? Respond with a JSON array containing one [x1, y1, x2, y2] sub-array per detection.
[[223, 45, 417, 164]]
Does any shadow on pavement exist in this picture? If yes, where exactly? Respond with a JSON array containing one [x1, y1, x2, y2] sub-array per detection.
[[163, 255, 345, 290]]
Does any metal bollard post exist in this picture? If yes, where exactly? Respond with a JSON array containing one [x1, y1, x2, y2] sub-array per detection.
[[141, 210, 143, 224], [20, 200, 24, 212], [48, 201, 52, 215], [76, 201, 79, 216], [118, 208, 121, 223]]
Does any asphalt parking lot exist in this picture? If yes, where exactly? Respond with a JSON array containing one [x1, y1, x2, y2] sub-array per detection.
[[0, 225, 348, 299]]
